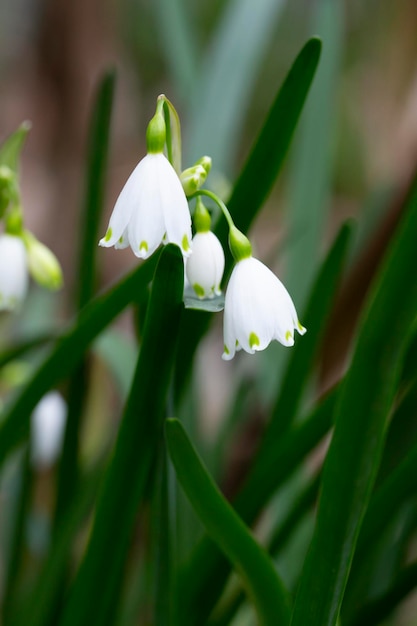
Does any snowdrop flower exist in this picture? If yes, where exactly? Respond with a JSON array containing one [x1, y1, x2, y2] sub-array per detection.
[[31, 391, 67, 468], [0, 233, 28, 310], [186, 198, 224, 298], [99, 101, 191, 259], [222, 227, 306, 360]]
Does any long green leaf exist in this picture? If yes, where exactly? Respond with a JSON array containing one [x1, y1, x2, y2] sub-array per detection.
[[175, 384, 338, 625], [166, 418, 291, 626], [57, 244, 184, 626], [54, 70, 115, 534], [290, 173, 417, 626], [185, 0, 286, 174], [175, 37, 322, 399], [286, 0, 343, 309], [0, 254, 159, 469]]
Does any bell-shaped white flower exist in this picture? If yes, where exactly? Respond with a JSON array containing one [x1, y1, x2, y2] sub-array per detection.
[[0, 233, 28, 310], [31, 391, 67, 468], [222, 256, 306, 360], [99, 102, 191, 259], [186, 231, 225, 298]]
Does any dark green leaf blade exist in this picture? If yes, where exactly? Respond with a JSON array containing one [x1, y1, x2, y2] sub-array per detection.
[[175, 37, 322, 399], [290, 174, 417, 626], [57, 244, 184, 626], [0, 253, 159, 468], [166, 418, 291, 626]]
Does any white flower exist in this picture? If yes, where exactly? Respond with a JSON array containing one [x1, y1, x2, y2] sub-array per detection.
[[186, 231, 225, 299], [31, 391, 67, 468], [222, 257, 306, 360], [99, 153, 192, 258], [0, 233, 28, 310]]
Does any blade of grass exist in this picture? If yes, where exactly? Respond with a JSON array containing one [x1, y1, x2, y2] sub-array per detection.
[[347, 560, 417, 626], [57, 244, 184, 626], [286, 0, 343, 309], [175, 383, 338, 625], [166, 418, 291, 626], [0, 253, 159, 469], [289, 173, 417, 626], [185, 0, 286, 174], [175, 37, 322, 400]]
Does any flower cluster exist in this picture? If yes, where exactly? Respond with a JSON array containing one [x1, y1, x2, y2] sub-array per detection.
[[0, 123, 63, 311], [99, 95, 306, 359]]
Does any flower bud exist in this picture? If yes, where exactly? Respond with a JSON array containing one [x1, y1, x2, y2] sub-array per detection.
[[31, 391, 67, 468], [25, 233, 63, 291], [180, 164, 208, 196]]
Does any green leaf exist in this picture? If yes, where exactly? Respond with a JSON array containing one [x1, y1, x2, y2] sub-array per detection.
[[53, 70, 116, 540], [0, 121, 31, 170], [286, 0, 343, 309], [175, 37, 322, 399], [166, 418, 291, 626], [175, 384, 338, 625], [290, 174, 417, 626], [185, 0, 287, 174], [77, 70, 115, 310], [347, 560, 417, 626], [57, 245, 184, 626], [0, 253, 159, 469]]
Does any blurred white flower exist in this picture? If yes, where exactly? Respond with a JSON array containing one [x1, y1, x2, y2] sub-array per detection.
[[99, 153, 192, 259], [222, 257, 306, 360], [31, 391, 67, 468], [0, 233, 28, 311], [186, 231, 225, 299]]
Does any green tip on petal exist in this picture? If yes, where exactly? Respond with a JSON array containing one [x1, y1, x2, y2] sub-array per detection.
[[224, 344, 230, 355], [104, 227, 112, 242], [249, 332, 260, 349], [182, 235, 190, 252], [297, 320, 307, 334], [285, 330, 293, 342], [193, 283, 205, 298], [139, 241, 148, 252]]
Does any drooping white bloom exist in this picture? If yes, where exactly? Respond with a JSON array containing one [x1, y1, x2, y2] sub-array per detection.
[[186, 231, 225, 299], [31, 391, 67, 468], [222, 257, 306, 360], [99, 153, 192, 259], [0, 233, 28, 310]]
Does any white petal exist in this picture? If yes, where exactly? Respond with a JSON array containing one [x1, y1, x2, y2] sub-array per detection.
[[222, 257, 304, 359], [99, 155, 152, 248], [186, 232, 225, 298], [0, 234, 28, 310], [155, 154, 192, 256], [127, 153, 166, 258]]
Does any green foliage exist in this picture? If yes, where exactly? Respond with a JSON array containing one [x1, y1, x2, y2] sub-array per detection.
[[1, 14, 417, 626]]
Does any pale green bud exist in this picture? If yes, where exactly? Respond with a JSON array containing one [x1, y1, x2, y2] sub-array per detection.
[[180, 164, 207, 195], [146, 100, 166, 154], [24, 233, 63, 290], [195, 156, 212, 176], [229, 225, 252, 262]]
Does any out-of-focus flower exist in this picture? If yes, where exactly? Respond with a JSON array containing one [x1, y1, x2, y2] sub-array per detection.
[[222, 254, 306, 360], [0, 233, 28, 311], [31, 391, 67, 468]]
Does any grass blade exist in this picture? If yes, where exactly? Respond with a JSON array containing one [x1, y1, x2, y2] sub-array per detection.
[[0, 253, 159, 469], [290, 174, 417, 626], [175, 37, 322, 399], [57, 244, 184, 626], [166, 418, 291, 626]]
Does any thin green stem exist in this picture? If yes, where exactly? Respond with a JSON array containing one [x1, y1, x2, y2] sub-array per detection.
[[189, 189, 235, 231]]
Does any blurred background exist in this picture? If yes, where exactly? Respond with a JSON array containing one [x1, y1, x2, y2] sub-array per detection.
[[1, 0, 417, 623]]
